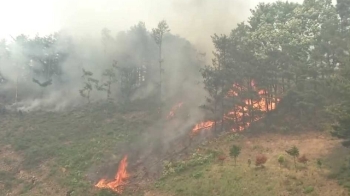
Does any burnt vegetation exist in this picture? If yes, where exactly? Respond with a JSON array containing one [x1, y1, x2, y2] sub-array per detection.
[[1, 0, 350, 196]]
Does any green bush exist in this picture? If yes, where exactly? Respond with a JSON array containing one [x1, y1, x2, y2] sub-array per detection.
[[303, 186, 314, 194], [278, 155, 285, 166], [192, 171, 203, 179], [163, 153, 214, 176]]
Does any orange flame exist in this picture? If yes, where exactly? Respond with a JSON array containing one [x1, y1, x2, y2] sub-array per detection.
[[95, 155, 129, 193], [225, 81, 279, 131], [167, 102, 183, 119], [192, 121, 215, 135], [192, 80, 280, 134]]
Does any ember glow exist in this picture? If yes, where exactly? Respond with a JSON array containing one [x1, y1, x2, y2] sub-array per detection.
[[167, 102, 184, 119], [95, 155, 129, 193]]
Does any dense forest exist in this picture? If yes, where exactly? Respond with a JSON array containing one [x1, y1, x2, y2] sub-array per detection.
[[1, 0, 350, 195]]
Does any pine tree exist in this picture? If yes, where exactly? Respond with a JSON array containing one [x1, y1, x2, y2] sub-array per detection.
[[152, 20, 170, 117], [286, 146, 300, 169], [229, 145, 241, 166]]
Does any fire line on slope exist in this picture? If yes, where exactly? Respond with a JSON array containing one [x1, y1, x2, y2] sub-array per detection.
[[95, 155, 129, 193]]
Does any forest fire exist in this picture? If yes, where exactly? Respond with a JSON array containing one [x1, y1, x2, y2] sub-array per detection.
[[225, 85, 279, 131], [167, 102, 184, 119], [192, 121, 215, 134], [192, 80, 280, 134], [95, 155, 129, 193]]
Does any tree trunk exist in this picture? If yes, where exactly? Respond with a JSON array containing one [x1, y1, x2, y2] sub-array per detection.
[[15, 75, 18, 109], [221, 96, 225, 132], [159, 40, 163, 117]]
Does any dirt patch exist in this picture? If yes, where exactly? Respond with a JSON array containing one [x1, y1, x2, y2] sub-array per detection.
[[0, 145, 22, 172], [0, 146, 66, 196], [242, 132, 342, 158]]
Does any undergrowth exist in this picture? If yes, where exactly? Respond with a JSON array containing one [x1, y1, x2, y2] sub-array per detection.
[[162, 152, 215, 177], [0, 102, 157, 195]]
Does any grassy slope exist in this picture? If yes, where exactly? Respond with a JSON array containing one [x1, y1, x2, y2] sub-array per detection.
[[1, 103, 350, 196], [151, 132, 350, 196], [0, 102, 156, 196]]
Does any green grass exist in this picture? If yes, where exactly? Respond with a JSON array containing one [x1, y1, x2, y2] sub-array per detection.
[[156, 162, 283, 196], [0, 102, 158, 195], [0, 170, 20, 190], [303, 186, 314, 194]]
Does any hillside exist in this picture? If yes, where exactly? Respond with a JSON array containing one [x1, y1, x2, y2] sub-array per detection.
[[1, 103, 350, 196], [0, 102, 159, 196], [150, 132, 349, 196], [1, 1, 350, 195]]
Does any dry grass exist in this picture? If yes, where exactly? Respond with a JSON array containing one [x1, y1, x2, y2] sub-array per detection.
[[154, 131, 350, 196]]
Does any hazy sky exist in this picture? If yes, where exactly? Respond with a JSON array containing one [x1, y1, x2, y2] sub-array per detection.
[[0, 0, 304, 49]]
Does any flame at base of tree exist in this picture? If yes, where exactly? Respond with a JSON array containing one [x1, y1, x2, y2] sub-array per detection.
[[225, 94, 280, 132], [95, 155, 129, 193], [191, 81, 280, 135]]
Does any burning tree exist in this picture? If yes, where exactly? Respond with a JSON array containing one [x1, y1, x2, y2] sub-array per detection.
[[200, 34, 230, 132], [196, 26, 281, 135], [200, 66, 221, 132]]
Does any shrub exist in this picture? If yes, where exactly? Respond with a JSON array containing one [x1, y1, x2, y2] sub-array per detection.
[[255, 154, 267, 167], [229, 145, 241, 166], [162, 152, 214, 176], [192, 171, 203, 179], [278, 155, 285, 167], [298, 155, 308, 164], [217, 155, 226, 165], [303, 186, 314, 194], [286, 146, 299, 169], [317, 159, 322, 169]]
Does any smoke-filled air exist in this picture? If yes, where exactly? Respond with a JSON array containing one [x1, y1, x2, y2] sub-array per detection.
[[1, 0, 350, 196]]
